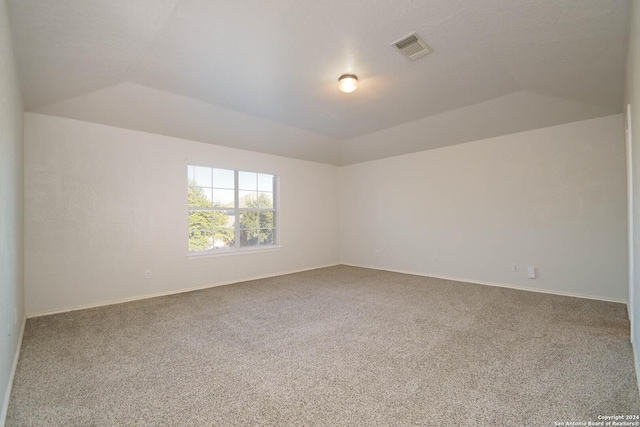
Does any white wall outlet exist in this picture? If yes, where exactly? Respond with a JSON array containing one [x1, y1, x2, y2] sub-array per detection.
[[433, 256, 438, 264], [374, 250, 380, 257], [145, 270, 152, 279], [527, 266, 536, 279], [512, 263, 519, 272]]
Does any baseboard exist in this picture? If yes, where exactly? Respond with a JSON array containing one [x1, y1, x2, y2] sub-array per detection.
[[28, 262, 626, 318], [340, 263, 627, 304], [1, 316, 26, 427], [27, 263, 341, 318]]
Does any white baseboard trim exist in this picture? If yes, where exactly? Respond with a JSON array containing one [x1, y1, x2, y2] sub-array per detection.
[[17, 262, 635, 407], [1, 316, 26, 427], [340, 263, 627, 304], [25, 262, 627, 317], [26, 263, 341, 318]]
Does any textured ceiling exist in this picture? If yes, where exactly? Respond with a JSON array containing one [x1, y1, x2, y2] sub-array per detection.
[[7, 0, 631, 164]]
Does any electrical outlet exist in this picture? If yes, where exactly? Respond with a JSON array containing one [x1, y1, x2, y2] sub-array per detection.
[[374, 250, 380, 257], [433, 256, 438, 264], [527, 266, 536, 279], [512, 263, 519, 272], [145, 270, 152, 279]]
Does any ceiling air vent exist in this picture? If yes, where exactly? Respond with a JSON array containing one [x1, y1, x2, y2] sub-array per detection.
[[392, 32, 431, 61]]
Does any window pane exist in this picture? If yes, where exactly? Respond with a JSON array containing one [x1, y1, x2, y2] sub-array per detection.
[[213, 189, 234, 207], [213, 229, 234, 248], [188, 211, 213, 251], [239, 227, 259, 247], [239, 210, 275, 247], [240, 211, 274, 230], [239, 171, 257, 191], [259, 211, 274, 229], [258, 174, 273, 192], [260, 229, 275, 246], [220, 209, 236, 226], [194, 166, 212, 187], [239, 190, 257, 208], [258, 192, 273, 208], [213, 210, 235, 249], [214, 209, 235, 229], [239, 210, 257, 229], [213, 168, 235, 189], [188, 165, 194, 184], [188, 166, 277, 253], [188, 187, 212, 207]]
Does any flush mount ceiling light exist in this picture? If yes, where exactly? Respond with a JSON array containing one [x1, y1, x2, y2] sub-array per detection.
[[338, 74, 358, 93]]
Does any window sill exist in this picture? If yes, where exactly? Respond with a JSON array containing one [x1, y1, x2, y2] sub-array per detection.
[[187, 245, 282, 259]]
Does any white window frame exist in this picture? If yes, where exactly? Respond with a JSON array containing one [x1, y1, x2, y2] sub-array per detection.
[[187, 165, 280, 257]]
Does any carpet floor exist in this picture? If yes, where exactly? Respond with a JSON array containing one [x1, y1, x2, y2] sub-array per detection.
[[6, 265, 640, 426]]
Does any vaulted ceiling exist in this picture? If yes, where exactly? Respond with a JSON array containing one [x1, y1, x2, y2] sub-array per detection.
[[7, 0, 631, 165]]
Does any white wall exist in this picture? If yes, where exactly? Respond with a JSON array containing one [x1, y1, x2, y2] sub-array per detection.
[[0, 0, 24, 423], [340, 115, 628, 301], [34, 83, 343, 165], [625, 0, 640, 391], [339, 91, 617, 165], [24, 113, 340, 316]]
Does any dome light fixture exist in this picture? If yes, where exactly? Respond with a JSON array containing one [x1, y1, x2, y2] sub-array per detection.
[[338, 74, 358, 93]]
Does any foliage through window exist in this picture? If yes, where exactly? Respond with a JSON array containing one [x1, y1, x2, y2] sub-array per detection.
[[188, 165, 278, 253]]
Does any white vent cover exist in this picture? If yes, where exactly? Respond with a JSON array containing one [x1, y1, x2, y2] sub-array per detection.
[[392, 32, 431, 61]]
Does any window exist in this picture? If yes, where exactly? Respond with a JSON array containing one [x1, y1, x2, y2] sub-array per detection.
[[188, 165, 278, 254]]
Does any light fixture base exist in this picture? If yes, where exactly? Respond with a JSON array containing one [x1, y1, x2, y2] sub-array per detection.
[[338, 74, 358, 93]]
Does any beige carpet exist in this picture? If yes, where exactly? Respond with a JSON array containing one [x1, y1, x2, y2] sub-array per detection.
[[6, 265, 640, 426]]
